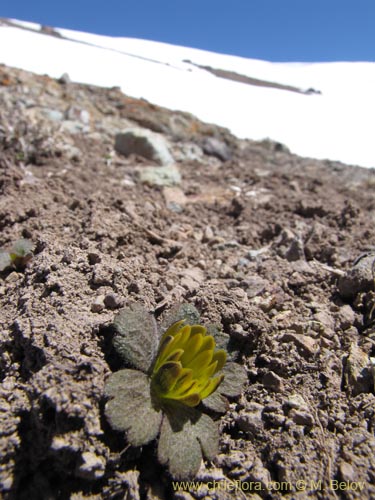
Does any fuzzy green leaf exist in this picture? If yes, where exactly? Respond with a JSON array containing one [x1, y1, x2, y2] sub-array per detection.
[[201, 392, 229, 413], [113, 304, 159, 372], [206, 324, 231, 352], [10, 239, 34, 258], [104, 369, 162, 446], [158, 405, 219, 479], [161, 304, 201, 332], [219, 362, 247, 397], [0, 251, 11, 271]]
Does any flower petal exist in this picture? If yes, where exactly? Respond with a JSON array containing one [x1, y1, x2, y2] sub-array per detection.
[[211, 350, 227, 373], [179, 333, 204, 365], [185, 349, 213, 374], [153, 361, 182, 393], [199, 374, 224, 400], [104, 369, 162, 446]]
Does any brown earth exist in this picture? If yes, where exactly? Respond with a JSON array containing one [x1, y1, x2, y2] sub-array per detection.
[[1, 63, 375, 500]]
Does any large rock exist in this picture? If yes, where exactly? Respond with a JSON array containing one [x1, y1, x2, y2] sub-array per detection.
[[115, 127, 174, 165]]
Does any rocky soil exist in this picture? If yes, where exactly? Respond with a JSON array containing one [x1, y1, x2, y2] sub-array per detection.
[[1, 63, 375, 500]]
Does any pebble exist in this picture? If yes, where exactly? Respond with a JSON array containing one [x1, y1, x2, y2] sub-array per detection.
[[344, 343, 373, 395], [138, 165, 181, 186], [75, 451, 105, 480], [280, 332, 318, 357], [289, 409, 314, 426], [5, 272, 20, 283], [58, 72, 71, 84], [104, 293, 122, 310], [237, 403, 264, 434], [91, 295, 105, 313], [337, 304, 355, 330], [162, 186, 187, 212], [311, 311, 335, 338], [87, 252, 101, 265], [65, 105, 90, 125], [202, 136, 231, 161], [339, 462, 356, 482], [286, 394, 308, 410], [115, 127, 174, 165], [202, 225, 214, 242], [247, 457, 272, 489], [262, 371, 284, 392], [338, 253, 375, 300]]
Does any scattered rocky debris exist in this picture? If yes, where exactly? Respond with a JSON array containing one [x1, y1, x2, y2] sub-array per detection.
[[1, 63, 375, 499]]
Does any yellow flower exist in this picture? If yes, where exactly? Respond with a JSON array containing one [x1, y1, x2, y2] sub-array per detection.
[[151, 320, 227, 407]]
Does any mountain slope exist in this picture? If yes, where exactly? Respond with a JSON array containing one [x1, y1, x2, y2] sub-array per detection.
[[0, 18, 374, 168]]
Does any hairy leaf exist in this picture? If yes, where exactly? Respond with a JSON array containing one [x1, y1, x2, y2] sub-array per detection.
[[104, 369, 162, 446], [0, 251, 11, 271], [158, 405, 219, 479], [113, 304, 159, 372], [10, 239, 34, 258], [201, 392, 229, 413], [219, 362, 247, 397], [160, 303, 201, 332]]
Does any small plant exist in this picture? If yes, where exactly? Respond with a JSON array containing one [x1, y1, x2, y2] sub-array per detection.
[[104, 303, 247, 479], [0, 239, 34, 271]]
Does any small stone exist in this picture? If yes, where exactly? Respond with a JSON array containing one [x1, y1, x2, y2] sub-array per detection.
[[344, 343, 373, 396], [230, 323, 247, 340], [285, 238, 305, 262], [313, 310, 335, 337], [286, 394, 308, 410], [75, 451, 105, 480], [41, 108, 64, 122], [339, 462, 356, 482], [289, 409, 314, 426], [104, 293, 122, 310], [91, 296, 105, 313], [58, 72, 71, 84], [162, 186, 187, 212], [115, 127, 173, 165], [203, 226, 214, 242], [87, 252, 101, 265], [91, 265, 113, 286], [202, 137, 231, 161], [237, 257, 250, 268], [247, 457, 272, 489], [262, 371, 284, 392], [139, 165, 181, 186], [5, 272, 20, 283], [65, 105, 90, 125], [280, 332, 318, 357], [237, 403, 264, 434], [337, 305, 355, 330], [338, 254, 375, 300]]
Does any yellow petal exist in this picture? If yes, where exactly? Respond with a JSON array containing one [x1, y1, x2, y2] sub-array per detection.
[[199, 374, 224, 400], [185, 350, 213, 376], [174, 392, 201, 407], [179, 333, 203, 365], [168, 368, 194, 396], [199, 335, 215, 352], [160, 319, 186, 342], [153, 361, 182, 393], [165, 349, 184, 363], [190, 325, 207, 336], [211, 350, 227, 373]]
